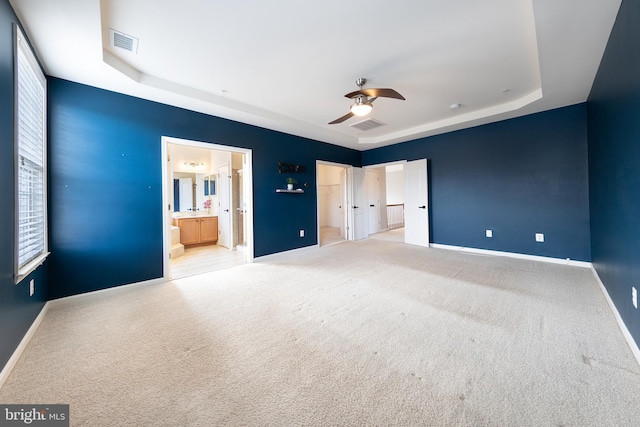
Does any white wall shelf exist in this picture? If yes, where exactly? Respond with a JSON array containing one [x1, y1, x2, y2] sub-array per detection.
[[275, 189, 304, 193]]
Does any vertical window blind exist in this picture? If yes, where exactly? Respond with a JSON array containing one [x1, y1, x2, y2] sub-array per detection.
[[16, 27, 47, 273]]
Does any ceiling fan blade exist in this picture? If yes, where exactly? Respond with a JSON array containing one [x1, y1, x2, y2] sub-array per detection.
[[345, 88, 405, 100], [328, 111, 354, 124], [344, 90, 365, 99]]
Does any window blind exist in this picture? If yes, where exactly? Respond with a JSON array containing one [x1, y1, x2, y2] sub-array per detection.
[[16, 27, 47, 271]]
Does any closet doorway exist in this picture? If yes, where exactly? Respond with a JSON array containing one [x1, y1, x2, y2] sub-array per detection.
[[161, 137, 254, 280], [317, 162, 349, 246]]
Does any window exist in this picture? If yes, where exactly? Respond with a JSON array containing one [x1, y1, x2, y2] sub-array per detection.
[[15, 25, 48, 283]]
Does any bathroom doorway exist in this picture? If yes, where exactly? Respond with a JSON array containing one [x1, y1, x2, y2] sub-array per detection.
[[161, 137, 253, 280]]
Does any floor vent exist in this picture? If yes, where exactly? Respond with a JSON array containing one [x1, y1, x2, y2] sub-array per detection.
[[109, 28, 139, 54], [350, 118, 385, 131]]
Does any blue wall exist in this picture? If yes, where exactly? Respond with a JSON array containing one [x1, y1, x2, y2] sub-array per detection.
[[362, 104, 591, 261], [47, 78, 360, 299], [0, 0, 49, 373], [588, 0, 640, 345]]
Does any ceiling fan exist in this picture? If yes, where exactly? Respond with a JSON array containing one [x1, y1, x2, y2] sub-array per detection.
[[328, 78, 405, 124]]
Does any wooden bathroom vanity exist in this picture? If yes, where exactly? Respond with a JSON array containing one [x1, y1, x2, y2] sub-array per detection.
[[173, 215, 218, 246]]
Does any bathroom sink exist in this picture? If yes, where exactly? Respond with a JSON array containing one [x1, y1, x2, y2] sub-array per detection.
[[172, 212, 216, 218]]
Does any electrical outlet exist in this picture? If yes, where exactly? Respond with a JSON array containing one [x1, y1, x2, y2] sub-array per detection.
[[299, 229, 304, 238], [535, 233, 544, 242], [29, 279, 34, 296], [633, 287, 637, 309], [485, 229, 492, 238]]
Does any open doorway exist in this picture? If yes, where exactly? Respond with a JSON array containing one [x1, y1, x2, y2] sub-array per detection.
[[317, 162, 349, 246], [317, 161, 409, 246], [162, 137, 254, 280], [367, 159, 429, 247], [350, 162, 406, 243], [358, 163, 405, 242]]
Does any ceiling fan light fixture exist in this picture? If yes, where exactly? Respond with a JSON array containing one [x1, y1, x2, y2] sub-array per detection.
[[329, 79, 404, 124], [350, 103, 373, 116]]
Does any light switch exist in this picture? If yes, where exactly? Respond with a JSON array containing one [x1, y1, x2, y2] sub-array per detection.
[[535, 233, 544, 242], [486, 230, 492, 238]]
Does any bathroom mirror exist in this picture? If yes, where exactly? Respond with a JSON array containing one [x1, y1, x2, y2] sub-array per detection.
[[173, 172, 218, 214]]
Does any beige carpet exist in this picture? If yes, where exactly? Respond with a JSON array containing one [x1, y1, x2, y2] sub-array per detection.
[[369, 227, 404, 243], [1, 239, 639, 426]]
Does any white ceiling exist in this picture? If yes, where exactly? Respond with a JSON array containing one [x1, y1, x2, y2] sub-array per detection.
[[10, 0, 621, 151]]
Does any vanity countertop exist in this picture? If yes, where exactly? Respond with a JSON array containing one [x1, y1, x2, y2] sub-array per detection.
[[172, 212, 217, 219]]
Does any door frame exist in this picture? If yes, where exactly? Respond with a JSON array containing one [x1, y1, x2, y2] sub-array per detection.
[[217, 162, 232, 249], [161, 136, 254, 280]]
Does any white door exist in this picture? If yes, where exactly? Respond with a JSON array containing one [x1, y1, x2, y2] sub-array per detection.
[[218, 163, 232, 249], [340, 168, 348, 240], [350, 167, 368, 240], [367, 170, 380, 235], [179, 178, 193, 213], [404, 159, 429, 247]]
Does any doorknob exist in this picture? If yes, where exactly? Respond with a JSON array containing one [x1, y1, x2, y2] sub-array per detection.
[[353, 206, 359, 209], [224, 209, 229, 212], [418, 206, 426, 209], [370, 204, 375, 207]]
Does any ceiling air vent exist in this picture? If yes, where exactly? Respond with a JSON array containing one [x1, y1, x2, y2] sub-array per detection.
[[350, 118, 385, 131], [109, 28, 139, 54]]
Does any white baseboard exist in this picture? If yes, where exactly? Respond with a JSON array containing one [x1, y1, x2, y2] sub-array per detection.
[[48, 277, 167, 307], [254, 244, 318, 262], [0, 302, 49, 390], [590, 268, 640, 368], [430, 243, 593, 268]]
